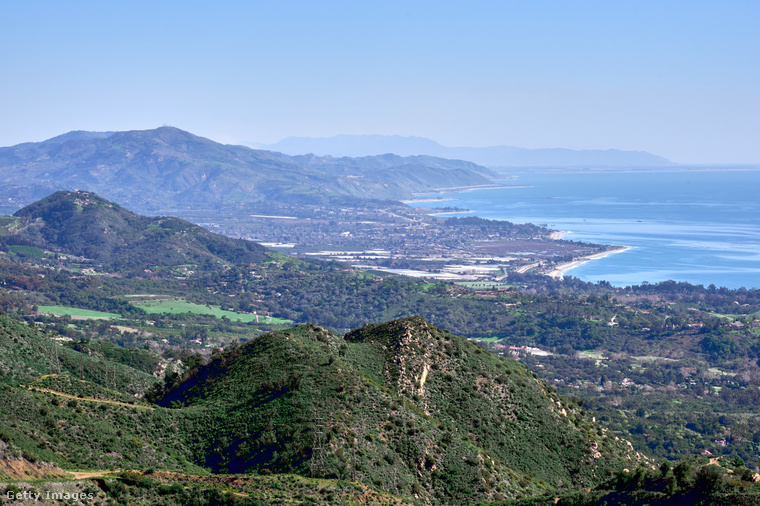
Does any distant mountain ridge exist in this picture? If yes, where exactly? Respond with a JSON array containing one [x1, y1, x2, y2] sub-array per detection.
[[0, 127, 496, 215], [253, 134, 673, 168]]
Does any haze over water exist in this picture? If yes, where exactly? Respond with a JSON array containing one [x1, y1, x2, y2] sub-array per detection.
[[409, 170, 760, 290]]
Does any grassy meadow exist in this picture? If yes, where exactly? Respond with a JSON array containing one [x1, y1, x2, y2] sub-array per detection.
[[128, 296, 291, 324]]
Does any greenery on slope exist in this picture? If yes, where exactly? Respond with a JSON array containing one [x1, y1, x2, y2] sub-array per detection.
[[2, 471, 408, 505], [475, 457, 760, 505], [5, 190, 268, 273], [147, 317, 644, 503], [0, 313, 204, 473]]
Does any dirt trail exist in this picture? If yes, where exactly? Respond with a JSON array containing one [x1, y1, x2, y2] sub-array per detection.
[[70, 470, 117, 479], [25, 387, 155, 410]]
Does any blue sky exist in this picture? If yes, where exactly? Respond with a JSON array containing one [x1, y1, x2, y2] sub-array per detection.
[[1, 1, 758, 163]]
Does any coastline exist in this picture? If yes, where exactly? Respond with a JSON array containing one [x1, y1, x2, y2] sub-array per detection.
[[549, 230, 568, 240], [401, 197, 455, 203], [413, 184, 531, 196], [547, 246, 632, 279]]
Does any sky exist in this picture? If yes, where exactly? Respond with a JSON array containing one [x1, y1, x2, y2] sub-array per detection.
[[1, 1, 758, 164]]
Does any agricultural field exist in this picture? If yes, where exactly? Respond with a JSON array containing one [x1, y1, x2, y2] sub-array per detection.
[[127, 296, 291, 324]]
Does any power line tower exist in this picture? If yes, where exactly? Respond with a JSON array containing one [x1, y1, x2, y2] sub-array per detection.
[[50, 339, 61, 374], [310, 411, 327, 478]]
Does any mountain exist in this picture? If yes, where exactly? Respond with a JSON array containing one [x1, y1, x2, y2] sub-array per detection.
[[254, 134, 673, 168], [4, 190, 268, 273], [0, 127, 497, 215], [151, 316, 646, 503]]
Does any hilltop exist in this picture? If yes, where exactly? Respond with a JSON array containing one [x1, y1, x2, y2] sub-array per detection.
[[3, 190, 268, 274], [150, 316, 645, 503], [0, 127, 497, 215]]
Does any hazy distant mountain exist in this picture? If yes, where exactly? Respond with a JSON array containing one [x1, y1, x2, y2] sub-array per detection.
[[253, 134, 673, 168], [0, 127, 496, 215]]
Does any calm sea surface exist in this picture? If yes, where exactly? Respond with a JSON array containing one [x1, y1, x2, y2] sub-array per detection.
[[407, 170, 760, 290]]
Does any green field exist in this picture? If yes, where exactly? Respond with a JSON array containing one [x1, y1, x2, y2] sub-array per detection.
[[37, 305, 122, 319], [470, 336, 504, 343], [129, 297, 291, 324], [8, 245, 45, 257]]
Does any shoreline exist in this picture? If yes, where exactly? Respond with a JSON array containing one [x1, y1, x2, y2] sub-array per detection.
[[547, 246, 632, 279], [413, 184, 531, 196], [549, 230, 568, 240], [401, 197, 455, 203]]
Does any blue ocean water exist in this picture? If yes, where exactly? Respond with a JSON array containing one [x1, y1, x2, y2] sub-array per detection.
[[407, 170, 760, 290]]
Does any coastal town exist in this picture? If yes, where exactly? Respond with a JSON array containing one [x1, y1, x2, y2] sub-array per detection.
[[188, 196, 619, 284]]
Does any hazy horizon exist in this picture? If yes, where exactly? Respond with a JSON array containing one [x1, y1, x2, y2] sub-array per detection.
[[2, 1, 758, 164]]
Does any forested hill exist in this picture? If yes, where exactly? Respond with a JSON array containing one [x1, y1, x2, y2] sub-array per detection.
[[4, 190, 268, 273], [149, 316, 646, 503], [0, 127, 496, 214]]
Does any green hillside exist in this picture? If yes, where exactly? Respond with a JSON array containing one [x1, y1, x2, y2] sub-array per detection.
[[4, 190, 267, 273], [0, 312, 203, 472], [150, 317, 645, 503]]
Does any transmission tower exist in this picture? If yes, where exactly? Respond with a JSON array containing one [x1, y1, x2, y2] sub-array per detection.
[[310, 412, 327, 477]]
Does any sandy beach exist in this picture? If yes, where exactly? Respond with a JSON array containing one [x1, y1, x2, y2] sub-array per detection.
[[413, 184, 531, 196], [549, 230, 567, 240], [547, 246, 631, 279]]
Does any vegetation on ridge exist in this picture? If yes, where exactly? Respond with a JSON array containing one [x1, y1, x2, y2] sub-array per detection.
[[6, 190, 267, 273], [147, 316, 645, 503]]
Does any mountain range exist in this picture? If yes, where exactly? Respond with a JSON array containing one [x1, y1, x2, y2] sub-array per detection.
[[0, 128, 496, 215], [252, 134, 673, 168]]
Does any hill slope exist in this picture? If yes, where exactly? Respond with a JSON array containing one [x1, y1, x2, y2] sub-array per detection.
[[0, 311, 203, 472], [3, 190, 268, 273], [0, 127, 497, 214], [151, 316, 646, 503]]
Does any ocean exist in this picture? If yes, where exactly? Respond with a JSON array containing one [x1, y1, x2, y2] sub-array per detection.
[[407, 170, 760, 290]]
